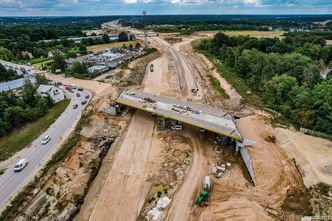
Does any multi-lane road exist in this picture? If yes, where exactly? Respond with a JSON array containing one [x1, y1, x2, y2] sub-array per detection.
[[0, 89, 91, 212]]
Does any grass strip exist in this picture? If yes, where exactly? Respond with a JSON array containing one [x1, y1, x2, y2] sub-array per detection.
[[0, 100, 70, 162], [0, 111, 91, 221], [207, 74, 230, 99]]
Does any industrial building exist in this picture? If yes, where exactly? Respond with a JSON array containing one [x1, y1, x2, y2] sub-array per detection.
[[114, 90, 257, 185]]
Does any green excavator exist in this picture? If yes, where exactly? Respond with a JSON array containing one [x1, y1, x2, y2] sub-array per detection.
[[196, 176, 211, 207]]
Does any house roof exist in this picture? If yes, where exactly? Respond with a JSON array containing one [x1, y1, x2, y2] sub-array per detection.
[[37, 84, 54, 93]]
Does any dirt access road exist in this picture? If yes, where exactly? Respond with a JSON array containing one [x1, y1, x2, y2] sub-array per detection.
[[86, 30, 209, 221], [87, 36, 171, 221]]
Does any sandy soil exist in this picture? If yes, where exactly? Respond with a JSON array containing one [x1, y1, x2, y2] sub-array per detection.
[[87, 36, 174, 221], [275, 128, 332, 187], [45, 72, 111, 96], [197, 115, 306, 221], [82, 30, 310, 221], [88, 111, 156, 221], [166, 130, 208, 221]]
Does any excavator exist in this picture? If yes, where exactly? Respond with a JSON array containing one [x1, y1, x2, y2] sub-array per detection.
[[196, 176, 211, 207]]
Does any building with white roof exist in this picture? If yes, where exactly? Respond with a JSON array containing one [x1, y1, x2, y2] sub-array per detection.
[[37, 85, 65, 103]]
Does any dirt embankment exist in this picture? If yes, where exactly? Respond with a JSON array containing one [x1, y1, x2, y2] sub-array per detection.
[[275, 128, 332, 187], [196, 115, 306, 221], [16, 100, 130, 220]]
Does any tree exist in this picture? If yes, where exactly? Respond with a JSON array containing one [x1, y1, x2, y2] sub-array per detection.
[[79, 44, 87, 55], [118, 32, 128, 42], [0, 47, 14, 61], [21, 79, 37, 106], [102, 34, 110, 43], [135, 42, 141, 49], [52, 50, 66, 72], [35, 74, 48, 85], [72, 62, 87, 75]]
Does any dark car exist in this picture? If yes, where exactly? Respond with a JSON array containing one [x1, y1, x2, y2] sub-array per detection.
[[73, 104, 78, 109], [81, 100, 87, 105], [76, 93, 80, 97], [85, 95, 90, 99]]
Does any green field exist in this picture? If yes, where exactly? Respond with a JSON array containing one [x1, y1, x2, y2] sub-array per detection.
[[223, 30, 285, 38], [32, 59, 53, 70], [0, 100, 70, 162], [88, 40, 137, 54]]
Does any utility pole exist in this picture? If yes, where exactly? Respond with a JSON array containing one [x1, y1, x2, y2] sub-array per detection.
[[142, 11, 148, 48]]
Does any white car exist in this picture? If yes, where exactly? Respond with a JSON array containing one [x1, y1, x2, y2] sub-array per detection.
[[171, 125, 183, 131], [41, 135, 51, 145], [14, 159, 28, 172]]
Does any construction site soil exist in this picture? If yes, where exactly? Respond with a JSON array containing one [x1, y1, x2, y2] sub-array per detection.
[[17, 28, 332, 221]]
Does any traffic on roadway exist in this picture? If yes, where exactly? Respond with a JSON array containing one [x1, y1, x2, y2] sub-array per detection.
[[0, 88, 92, 212]]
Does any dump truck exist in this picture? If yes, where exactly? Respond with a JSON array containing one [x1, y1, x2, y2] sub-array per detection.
[[196, 176, 211, 207]]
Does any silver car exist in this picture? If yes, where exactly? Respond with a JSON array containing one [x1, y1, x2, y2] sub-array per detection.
[[41, 135, 51, 145]]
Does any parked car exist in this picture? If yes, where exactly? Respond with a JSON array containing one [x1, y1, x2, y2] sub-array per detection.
[[81, 100, 87, 105], [78, 88, 83, 91], [14, 159, 28, 172], [76, 93, 80, 97], [171, 125, 183, 131], [41, 135, 51, 145], [85, 95, 90, 99], [73, 104, 78, 109]]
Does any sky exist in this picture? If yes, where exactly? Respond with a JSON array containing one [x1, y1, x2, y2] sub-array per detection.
[[0, 0, 331, 16]]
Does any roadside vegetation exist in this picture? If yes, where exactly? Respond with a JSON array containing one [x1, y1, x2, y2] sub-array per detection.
[[207, 74, 230, 99], [0, 63, 21, 82], [0, 99, 69, 162], [194, 32, 332, 133], [0, 111, 91, 221], [0, 78, 54, 137]]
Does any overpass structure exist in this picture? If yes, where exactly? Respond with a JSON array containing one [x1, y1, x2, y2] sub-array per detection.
[[115, 90, 256, 185]]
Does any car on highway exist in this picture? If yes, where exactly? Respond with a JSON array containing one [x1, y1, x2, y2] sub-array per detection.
[[76, 93, 80, 97], [13, 159, 28, 172], [171, 125, 183, 131], [81, 100, 87, 105], [41, 135, 51, 145], [73, 104, 78, 109], [85, 95, 90, 99]]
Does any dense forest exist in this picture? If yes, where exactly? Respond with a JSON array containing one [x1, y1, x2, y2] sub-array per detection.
[[196, 33, 332, 133], [0, 77, 53, 136], [119, 14, 332, 34]]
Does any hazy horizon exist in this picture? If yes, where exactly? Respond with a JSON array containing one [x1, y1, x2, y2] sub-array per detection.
[[1, 0, 332, 16]]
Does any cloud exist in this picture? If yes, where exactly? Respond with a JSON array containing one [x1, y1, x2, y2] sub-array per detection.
[[123, 0, 152, 4], [0, 0, 332, 15]]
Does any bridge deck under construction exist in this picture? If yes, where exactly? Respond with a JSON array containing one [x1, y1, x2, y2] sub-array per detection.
[[115, 90, 243, 141]]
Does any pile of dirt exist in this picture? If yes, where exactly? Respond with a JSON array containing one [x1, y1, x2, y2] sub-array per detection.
[[139, 132, 193, 220]]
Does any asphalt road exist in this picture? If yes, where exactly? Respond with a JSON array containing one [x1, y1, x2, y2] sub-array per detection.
[[0, 89, 92, 213]]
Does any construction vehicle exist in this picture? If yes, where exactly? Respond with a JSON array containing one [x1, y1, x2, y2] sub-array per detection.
[[196, 176, 211, 207], [150, 64, 154, 72]]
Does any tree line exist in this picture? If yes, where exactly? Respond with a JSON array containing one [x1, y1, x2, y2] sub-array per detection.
[[197, 33, 332, 133], [0, 79, 54, 136]]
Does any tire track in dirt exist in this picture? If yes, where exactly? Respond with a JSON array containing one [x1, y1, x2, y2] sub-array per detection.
[[166, 131, 208, 221]]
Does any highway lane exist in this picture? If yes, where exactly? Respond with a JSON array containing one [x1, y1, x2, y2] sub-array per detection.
[[0, 89, 92, 213]]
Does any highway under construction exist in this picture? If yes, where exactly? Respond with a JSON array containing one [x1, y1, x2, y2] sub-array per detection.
[[115, 89, 257, 185]]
